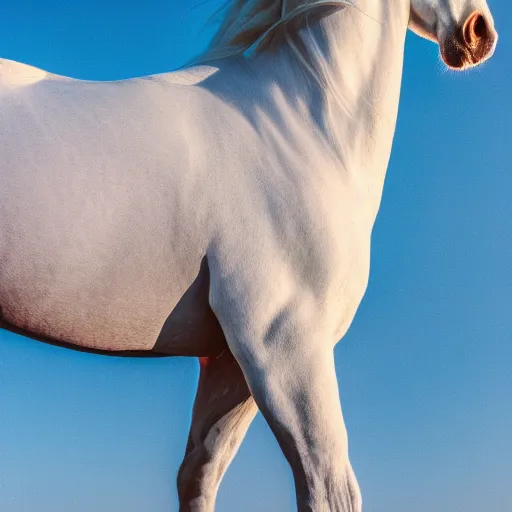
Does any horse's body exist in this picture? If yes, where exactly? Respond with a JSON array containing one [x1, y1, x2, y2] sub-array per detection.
[[0, 28, 389, 355], [0, 0, 497, 510]]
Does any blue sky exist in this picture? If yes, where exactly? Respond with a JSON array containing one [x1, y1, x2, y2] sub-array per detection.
[[0, 1, 510, 511]]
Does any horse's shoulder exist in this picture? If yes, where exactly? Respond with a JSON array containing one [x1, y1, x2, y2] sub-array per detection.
[[0, 58, 52, 87]]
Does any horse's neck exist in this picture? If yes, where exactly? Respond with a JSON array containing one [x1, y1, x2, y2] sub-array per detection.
[[266, 1, 410, 214]]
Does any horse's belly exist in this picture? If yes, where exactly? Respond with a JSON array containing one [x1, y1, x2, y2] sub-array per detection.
[[0, 249, 224, 356], [0, 190, 208, 352], [0, 251, 192, 352]]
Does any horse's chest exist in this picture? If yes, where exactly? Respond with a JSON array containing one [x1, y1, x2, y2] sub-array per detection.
[[320, 222, 372, 341], [252, 167, 376, 339], [303, 192, 374, 341]]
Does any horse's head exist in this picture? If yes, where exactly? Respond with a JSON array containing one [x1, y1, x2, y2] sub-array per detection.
[[408, 0, 497, 69]]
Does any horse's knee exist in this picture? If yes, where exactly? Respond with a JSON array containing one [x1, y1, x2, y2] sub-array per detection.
[[177, 446, 214, 509]]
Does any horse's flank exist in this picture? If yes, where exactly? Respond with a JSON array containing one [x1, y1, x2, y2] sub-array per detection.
[[0, 66, 229, 352]]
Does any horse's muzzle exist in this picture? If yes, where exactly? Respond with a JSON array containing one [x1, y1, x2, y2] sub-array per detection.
[[441, 11, 497, 70]]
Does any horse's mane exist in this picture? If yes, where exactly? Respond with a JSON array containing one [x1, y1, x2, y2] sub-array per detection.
[[192, 0, 353, 64]]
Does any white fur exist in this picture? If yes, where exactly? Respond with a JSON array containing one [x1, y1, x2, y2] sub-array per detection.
[[0, 0, 497, 509]]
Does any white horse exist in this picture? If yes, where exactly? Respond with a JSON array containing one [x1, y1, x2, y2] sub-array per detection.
[[0, 0, 497, 509]]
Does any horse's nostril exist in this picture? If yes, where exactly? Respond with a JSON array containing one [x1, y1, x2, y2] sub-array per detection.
[[463, 12, 488, 46], [473, 15, 486, 38]]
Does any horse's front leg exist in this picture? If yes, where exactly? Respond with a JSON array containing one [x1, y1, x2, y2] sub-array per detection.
[[177, 349, 257, 512], [220, 317, 362, 512]]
